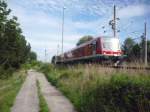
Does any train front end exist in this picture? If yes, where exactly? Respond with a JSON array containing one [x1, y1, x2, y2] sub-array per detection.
[[101, 37, 122, 56], [99, 37, 124, 64]]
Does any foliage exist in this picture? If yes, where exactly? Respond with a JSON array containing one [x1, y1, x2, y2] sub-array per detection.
[[0, 66, 14, 79], [0, 70, 26, 112], [0, 0, 37, 77], [21, 61, 42, 71], [122, 37, 135, 56], [81, 75, 150, 112], [148, 41, 150, 61], [28, 51, 37, 61], [37, 80, 49, 112], [122, 37, 150, 63], [76, 35, 93, 46], [38, 64, 150, 112]]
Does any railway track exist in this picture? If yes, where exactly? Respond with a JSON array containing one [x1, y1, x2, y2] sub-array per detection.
[[104, 65, 150, 70], [55, 61, 150, 71]]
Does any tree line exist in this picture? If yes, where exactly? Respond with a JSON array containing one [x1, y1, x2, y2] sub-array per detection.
[[0, 0, 37, 76], [122, 37, 150, 63]]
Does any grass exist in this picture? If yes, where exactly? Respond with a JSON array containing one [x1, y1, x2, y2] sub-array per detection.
[[37, 80, 49, 112], [0, 70, 26, 112], [38, 63, 150, 112]]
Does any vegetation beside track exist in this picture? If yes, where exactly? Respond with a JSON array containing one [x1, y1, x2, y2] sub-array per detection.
[[38, 63, 150, 112], [0, 70, 26, 112]]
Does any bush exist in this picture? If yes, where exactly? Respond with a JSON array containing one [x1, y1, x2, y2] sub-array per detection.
[[81, 75, 150, 112], [22, 61, 42, 70], [0, 66, 14, 79]]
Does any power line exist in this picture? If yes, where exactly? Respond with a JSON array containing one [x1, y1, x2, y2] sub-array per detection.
[[120, 21, 133, 32]]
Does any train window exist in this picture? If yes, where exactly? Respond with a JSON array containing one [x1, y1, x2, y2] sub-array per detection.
[[102, 37, 120, 51], [92, 41, 96, 50], [103, 42, 112, 50]]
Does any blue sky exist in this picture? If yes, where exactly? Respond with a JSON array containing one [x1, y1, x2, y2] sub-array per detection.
[[7, 0, 150, 61]]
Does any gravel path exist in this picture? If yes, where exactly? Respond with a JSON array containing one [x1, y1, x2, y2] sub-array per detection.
[[11, 70, 76, 112], [11, 70, 39, 112]]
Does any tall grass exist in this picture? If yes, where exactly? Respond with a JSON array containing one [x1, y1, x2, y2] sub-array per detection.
[[0, 70, 26, 112], [39, 63, 150, 112], [37, 80, 49, 112]]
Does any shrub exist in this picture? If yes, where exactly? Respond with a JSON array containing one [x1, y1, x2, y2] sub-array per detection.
[[0, 66, 14, 79], [81, 74, 150, 112]]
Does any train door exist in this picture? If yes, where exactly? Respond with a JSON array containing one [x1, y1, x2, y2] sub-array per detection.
[[92, 40, 96, 55]]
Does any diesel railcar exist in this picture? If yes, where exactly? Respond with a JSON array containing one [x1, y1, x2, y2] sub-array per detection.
[[52, 36, 124, 64]]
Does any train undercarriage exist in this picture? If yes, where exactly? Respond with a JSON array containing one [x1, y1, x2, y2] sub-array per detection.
[[52, 55, 126, 66]]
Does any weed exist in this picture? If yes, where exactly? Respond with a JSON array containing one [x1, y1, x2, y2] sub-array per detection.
[[0, 70, 26, 112], [37, 80, 49, 112]]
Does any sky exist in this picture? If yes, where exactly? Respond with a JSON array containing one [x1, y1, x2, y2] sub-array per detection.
[[7, 0, 150, 62]]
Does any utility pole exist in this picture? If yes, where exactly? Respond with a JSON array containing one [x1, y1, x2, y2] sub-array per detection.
[[45, 48, 47, 62], [57, 44, 59, 56], [113, 5, 116, 38], [109, 5, 119, 38], [144, 22, 147, 66], [61, 7, 66, 55]]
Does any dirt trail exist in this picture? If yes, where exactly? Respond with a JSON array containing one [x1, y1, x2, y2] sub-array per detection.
[[37, 72, 76, 112], [11, 70, 76, 112], [11, 70, 39, 112]]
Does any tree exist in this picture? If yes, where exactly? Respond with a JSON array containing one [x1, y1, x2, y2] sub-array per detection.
[[76, 35, 93, 46], [0, 0, 31, 70], [28, 51, 37, 61], [132, 43, 141, 59], [122, 37, 137, 61], [122, 37, 150, 63], [147, 40, 150, 62], [122, 37, 135, 55]]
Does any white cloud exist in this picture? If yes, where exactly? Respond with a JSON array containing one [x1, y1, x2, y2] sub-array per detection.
[[118, 4, 150, 19]]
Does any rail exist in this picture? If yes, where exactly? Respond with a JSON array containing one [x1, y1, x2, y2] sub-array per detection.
[[103, 65, 150, 70]]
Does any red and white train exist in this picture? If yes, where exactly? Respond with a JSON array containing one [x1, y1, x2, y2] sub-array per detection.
[[52, 36, 124, 64]]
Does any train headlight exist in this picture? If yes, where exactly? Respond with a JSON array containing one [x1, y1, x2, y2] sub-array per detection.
[[114, 54, 117, 56]]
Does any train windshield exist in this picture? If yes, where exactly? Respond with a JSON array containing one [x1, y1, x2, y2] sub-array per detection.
[[102, 37, 120, 51]]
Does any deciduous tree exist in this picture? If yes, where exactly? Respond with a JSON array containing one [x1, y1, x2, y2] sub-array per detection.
[[76, 35, 93, 46]]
